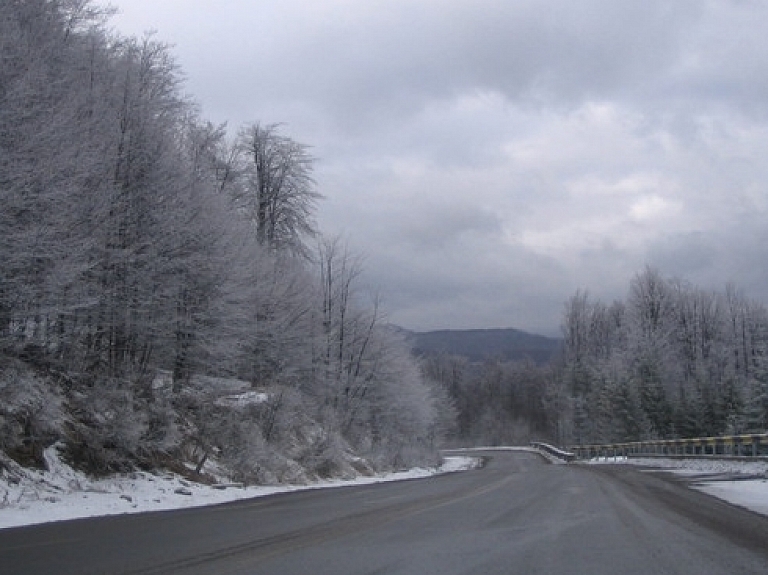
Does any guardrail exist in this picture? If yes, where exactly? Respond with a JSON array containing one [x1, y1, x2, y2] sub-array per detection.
[[530, 441, 576, 462], [569, 433, 768, 460]]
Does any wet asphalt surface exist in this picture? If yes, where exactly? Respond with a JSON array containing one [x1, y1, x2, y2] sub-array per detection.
[[2, 450, 768, 574]]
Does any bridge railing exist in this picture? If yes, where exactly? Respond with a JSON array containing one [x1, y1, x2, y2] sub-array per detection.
[[569, 432, 768, 460], [530, 441, 576, 462]]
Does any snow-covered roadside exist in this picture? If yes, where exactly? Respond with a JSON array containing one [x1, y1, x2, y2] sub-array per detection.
[[586, 456, 768, 517], [447, 445, 570, 464], [0, 447, 481, 530], [445, 446, 539, 452], [695, 480, 768, 516]]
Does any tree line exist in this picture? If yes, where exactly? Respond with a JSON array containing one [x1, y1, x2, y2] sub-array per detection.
[[558, 267, 768, 445], [0, 0, 449, 480], [423, 267, 768, 449]]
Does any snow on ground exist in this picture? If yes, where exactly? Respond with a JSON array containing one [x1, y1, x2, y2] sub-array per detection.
[[7, 444, 765, 531], [695, 480, 768, 516], [0, 447, 481, 530], [447, 445, 570, 464], [445, 446, 540, 452], [586, 455, 768, 517], [213, 390, 270, 408]]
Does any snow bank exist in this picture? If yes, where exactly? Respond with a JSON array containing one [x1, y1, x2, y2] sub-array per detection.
[[585, 455, 768, 517], [213, 390, 270, 408], [0, 448, 481, 530], [436, 455, 479, 473], [444, 446, 540, 453], [586, 455, 768, 476], [695, 480, 768, 516], [446, 445, 570, 464]]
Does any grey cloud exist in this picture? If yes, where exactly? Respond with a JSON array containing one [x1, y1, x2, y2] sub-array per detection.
[[110, 1, 768, 334], [397, 204, 503, 250], [259, 1, 704, 125], [115, 1, 766, 125], [367, 239, 569, 336], [645, 232, 719, 282]]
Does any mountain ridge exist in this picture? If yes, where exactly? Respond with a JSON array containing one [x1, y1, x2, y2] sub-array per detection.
[[403, 327, 562, 365]]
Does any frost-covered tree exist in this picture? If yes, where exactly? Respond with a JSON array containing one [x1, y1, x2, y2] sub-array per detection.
[[0, 0, 447, 479], [557, 268, 768, 444], [0, 0, 112, 354], [235, 123, 321, 257]]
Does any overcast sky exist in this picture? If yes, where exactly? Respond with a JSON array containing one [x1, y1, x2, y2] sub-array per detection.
[[108, 0, 768, 336]]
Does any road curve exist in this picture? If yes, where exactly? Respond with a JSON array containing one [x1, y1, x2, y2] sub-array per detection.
[[2, 451, 768, 574]]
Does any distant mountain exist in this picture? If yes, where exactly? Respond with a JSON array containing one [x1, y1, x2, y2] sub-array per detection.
[[405, 328, 561, 365]]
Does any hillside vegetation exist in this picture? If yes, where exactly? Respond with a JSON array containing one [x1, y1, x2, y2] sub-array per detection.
[[0, 1, 451, 483], [557, 268, 768, 444], [416, 271, 768, 448]]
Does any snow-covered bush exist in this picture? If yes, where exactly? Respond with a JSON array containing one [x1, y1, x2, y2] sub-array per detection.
[[0, 357, 64, 468], [61, 375, 178, 475]]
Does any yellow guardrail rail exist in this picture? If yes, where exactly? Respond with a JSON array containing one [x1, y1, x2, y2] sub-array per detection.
[[569, 433, 768, 459]]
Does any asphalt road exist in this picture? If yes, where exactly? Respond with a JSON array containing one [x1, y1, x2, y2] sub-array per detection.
[[2, 451, 768, 574]]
